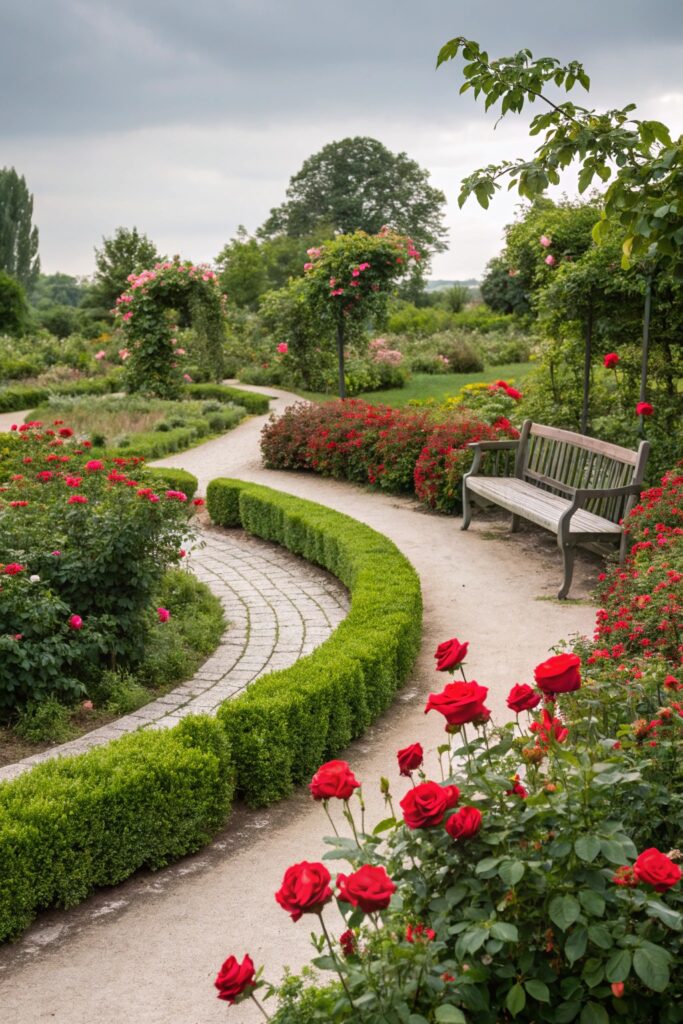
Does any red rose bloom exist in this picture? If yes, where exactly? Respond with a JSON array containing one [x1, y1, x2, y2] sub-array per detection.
[[445, 806, 482, 840], [339, 929, 356, 957], [2, 563, 25, 575], [533, 653, 581, 695], [425, 680, 490, 726], [442, 784, 461, 809], [633, 848, 682, 893], [530, 708, 569, 746], [636, 401, 654, 417], [604, 352, 620, 369], [507, 683, 542, 713], [275, 861, 333, 921], [400, 780, 452, 829], [214, 954, 256, 1004], [337, 864, 396, 913], [397, 742, 423, 776], [309, 760, 360, 801], [434, 637, 469, 672]]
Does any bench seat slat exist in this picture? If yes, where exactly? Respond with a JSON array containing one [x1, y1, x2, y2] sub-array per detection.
[[466, 477, 622, 535]]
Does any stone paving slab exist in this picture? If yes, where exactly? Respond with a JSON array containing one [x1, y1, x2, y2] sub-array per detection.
[[0, 526, 349, 783]]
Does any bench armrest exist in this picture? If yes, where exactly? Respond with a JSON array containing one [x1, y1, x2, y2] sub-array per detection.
[[558, 483, 642, 541], [466, 439, 519, 477]]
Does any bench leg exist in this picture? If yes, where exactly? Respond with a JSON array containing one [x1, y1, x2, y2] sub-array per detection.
[[461, 481, 472, 531], [558, 544, 575, 600], [511, 513, 521, 533]]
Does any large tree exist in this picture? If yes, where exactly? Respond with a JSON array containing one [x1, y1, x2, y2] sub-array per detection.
[[259, 137, 448, 263], [86, 226, 161, 317], [0, 168, 40, 290]]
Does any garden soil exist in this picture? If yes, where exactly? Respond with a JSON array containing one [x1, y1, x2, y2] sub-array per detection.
[[0, 388, 599, 1023]]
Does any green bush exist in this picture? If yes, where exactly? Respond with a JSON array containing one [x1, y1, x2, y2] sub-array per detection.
[[207, 478, 422, 807], [0, 716, 234, 941], [181, 382, 271, 414]]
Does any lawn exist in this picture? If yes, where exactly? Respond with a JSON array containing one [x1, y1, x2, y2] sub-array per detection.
[[292, 362, 532, 406]]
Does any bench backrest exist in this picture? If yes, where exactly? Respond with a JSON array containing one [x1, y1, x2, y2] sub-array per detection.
[[516, 421, 650, 524]]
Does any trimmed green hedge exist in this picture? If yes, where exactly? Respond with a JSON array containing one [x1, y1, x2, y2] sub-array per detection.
[[0, 373, 123, 413], [0, 477, 421, 939], [182, 382, 271, 414], [145, 466, 199, 500], [0, 716, 234, 940], [207, 478, 423, 806]]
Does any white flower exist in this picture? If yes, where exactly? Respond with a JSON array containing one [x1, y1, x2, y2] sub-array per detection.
[[30, 574, 41, 583]]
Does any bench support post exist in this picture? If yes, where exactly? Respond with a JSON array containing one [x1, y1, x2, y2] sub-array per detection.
[[511, 513, 521, 533], [461, 481, 472, 531], [558, 543, 575, 600]]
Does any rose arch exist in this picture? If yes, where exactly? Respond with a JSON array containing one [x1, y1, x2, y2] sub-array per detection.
[[114, 259, 227, 397]]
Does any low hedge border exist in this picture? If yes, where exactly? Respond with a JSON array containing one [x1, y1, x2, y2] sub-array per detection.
[[207, 478, 423, 807], [0, 373, 123, 413], [182, 382, 271, 414], [0, 477, 421, 940]]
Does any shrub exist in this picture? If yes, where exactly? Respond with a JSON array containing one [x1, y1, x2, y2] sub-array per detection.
[[427, 332, 484, 373], [207, 478, 422, 807], [182, 382, 270, 414], [0, 716, 234, 941]]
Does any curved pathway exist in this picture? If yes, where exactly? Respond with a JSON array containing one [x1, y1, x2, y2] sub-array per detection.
[[0, 386, 600, 1023], [0, 528, 349, 782]]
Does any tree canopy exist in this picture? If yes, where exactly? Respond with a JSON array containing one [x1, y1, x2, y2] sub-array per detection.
[[85, 226, 161, 318], [0, 168, 40, 290], [259, 137, 448, 260]]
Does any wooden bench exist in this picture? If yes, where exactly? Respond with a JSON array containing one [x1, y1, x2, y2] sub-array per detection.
[[461, 420, 650, 599]]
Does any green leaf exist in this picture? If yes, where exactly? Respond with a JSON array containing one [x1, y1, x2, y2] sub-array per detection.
[[579, 890, 605, 918], [645, 900, 683, 931], [524, 979, 550, 1002], [506, 983, 526, 1017], [550, 894, 581, 931], [475, 856, 502, 875], [599, 838, 626, 864], [490, 921, 519, 943], [409, 1016, 430, 1024], [579, 1003, 609, 1024], [436, 38, 461, 68], [605, 949, 632, 983], [633, 945, 670, 992], [372, 816, 396, 835], [587, 924, 612, 950], [565, 926, 588, 965], [555, 1001, 581, 1023], [574, 836, 601, 863], [499, 860, 525, 886], [435, 1008, 466, 1024]]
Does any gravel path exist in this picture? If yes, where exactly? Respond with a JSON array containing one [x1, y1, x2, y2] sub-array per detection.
[[0, 386, 600, 1023]]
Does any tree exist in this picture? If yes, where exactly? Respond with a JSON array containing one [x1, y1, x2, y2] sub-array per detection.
[[30, 272, 87, 308], [259, 138, 448, 267], [216, 227, 267, 309], [0, 270, 29, 336], [437, 37, 683, 272], [0, 168, 40, 289], [480, 256, 530, 315], [89, 226, 161, 316]]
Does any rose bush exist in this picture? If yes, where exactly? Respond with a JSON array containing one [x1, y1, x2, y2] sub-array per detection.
[[0, 422, 197, 712]]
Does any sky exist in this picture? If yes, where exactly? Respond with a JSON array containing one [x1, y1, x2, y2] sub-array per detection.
[[2, 0, 683, 281]]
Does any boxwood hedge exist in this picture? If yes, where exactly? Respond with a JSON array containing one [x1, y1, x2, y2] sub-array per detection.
[[207, 478, 423, 807], [0, 477, 422, 939]]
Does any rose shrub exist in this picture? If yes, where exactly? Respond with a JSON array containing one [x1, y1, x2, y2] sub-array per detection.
[[0, 422, 197, 713]]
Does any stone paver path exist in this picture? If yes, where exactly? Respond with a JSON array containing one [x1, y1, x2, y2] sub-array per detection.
[[0, 528, 348, 782], [0, 386, 601, 1024]]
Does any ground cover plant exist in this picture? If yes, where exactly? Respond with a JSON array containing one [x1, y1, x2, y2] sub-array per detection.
[[260, 382, 522, 513], [214, 476, 683, 1022]]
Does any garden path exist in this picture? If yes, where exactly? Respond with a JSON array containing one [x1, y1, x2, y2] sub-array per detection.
[[0, 387, 600, 1024]]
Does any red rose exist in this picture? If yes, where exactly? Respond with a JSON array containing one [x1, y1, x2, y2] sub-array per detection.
[[275, 861, 333, 921], [442, 784, 461, 809], [633, 848, 682, 893], [425, 680, 490, 726], [507, 684, 542, 713], [397, 742, 423, 776], [636, 401, 654, 417], [214, 954, 256, 1004], [533, 653, 581, 695], [2, 563, 25, 575], [400, 780, 452, 829], [506, 774, 528, 799], [309, 760, 360, 801], [530, 708, 569, 746], [339, 929, 356, 957], [445, 806, 482, 840], [337, 864, 396, 913], [604, 352, 619, 369], [434, 637, 469, 672]]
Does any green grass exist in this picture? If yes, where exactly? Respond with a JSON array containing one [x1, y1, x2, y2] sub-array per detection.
[[292, 363, 533, 406]]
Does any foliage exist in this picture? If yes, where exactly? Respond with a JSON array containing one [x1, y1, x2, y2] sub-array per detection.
[[260, 137, 448, 274], [30, 272, 87, 309], [0, 715, 235, 941], [481, 255, 531, 315], [207, 478, 422, 807], [258, 277, 336, 389], [0, 371, 122, 413], [89, 226, 161, 315], [0, 423, 198, 713], [182, 382, 270, 414], [0, 270, 29, 336], [216, 229, 324, 309], [114, 258, 228, 396], [437, 37, 683, 272], [0, 167, 40, 289]]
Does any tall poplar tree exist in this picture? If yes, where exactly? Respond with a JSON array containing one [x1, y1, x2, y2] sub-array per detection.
[[0, 168, 40, 289]]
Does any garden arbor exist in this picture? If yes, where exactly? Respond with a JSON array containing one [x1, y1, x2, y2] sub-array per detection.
[[115, 259, 227, 397]]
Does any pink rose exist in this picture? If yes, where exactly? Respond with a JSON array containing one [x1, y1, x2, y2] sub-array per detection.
[[157, 607, 170, 623], [69, 614, 83, 630]]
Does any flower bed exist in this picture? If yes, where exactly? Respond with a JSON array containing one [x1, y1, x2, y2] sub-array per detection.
[[216, 476, 683, 1021], [0, 478, 421, 939], [260, 394, 519, 512]]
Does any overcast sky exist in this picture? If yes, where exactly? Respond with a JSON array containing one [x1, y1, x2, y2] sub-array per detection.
[[3, 0, 683, 281]]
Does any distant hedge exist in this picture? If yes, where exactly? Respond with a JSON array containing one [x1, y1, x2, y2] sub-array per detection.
[[0, 373, 122, 413], [182, 382, 271, 414], [207, 478, 423, 806]]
